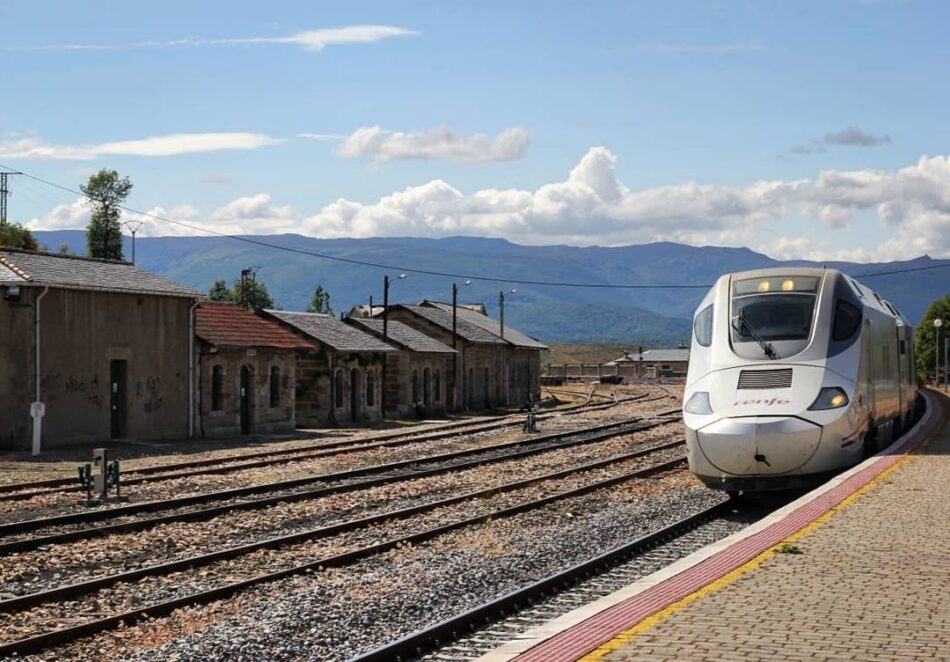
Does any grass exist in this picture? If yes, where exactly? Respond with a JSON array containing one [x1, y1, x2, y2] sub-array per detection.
[[775, 543, 803, 555]]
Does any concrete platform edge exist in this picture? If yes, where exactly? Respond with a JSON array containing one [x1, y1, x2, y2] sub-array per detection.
[[477, 390, 943, 662]]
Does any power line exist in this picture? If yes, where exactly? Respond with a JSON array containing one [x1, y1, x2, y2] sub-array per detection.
[[4, 162, 950, 289]]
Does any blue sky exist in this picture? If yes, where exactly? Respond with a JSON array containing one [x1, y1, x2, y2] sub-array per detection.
[[1, 0, 948, 262]]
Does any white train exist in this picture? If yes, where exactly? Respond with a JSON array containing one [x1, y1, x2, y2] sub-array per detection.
[[683, 267, 917, 493]]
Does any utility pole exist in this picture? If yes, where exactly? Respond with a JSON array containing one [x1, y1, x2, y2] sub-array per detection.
[[452, 280, 471, 408], [0, 171, 22, 224], [121, 220, 145, 264], [499, 288, 517, 340], [382, 273, 405, 343], [935, 319, 943, 389]]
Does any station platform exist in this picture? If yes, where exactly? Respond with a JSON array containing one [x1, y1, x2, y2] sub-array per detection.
[[483, 389, 949, 662]]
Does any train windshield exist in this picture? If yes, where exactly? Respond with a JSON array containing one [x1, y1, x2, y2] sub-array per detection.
[[731, 276, 819, 343]]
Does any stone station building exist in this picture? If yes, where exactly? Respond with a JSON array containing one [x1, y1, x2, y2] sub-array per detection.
[[263, 310, 396, 427], [194, 303, 312, 438], [345, 317, 456, 418], [381, 303, 546, 411], [0, 248, 200, 450]]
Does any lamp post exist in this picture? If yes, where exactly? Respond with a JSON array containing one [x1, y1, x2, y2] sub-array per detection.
[[121, 220, 145, 264], [499, 288, 517, 340], [383, 273, 406, 343], [935, 318, 943, 389], [452, 280, 472, 408]]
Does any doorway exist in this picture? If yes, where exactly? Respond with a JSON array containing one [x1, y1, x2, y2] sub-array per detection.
[[110, 359, 128, 439], [240, 365, 253, 434], [350, 368, 360, 422]]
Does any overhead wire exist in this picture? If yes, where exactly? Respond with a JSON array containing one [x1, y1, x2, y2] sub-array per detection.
[[3, 162, 949, 289]]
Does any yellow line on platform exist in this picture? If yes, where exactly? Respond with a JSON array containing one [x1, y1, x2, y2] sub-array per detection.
[[579, 452, 918, 661]]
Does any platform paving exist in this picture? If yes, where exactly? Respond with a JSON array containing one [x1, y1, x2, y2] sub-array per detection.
[[593, 392, 950, 661]]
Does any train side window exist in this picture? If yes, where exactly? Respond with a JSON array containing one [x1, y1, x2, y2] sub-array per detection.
[[832, 300, 861, 341], [900, 340, 907, 355], [694, 305, 713, 347]]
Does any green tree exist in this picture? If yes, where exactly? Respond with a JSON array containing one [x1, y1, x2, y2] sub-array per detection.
[[208, 276, 276, 312], [81, 169, 132, 260], [916, 295, 950, 383], [208, 279, 232, 302], [305, 284, 334, 315], [57, 241, 75, 255], [0, 220, 39, 250]]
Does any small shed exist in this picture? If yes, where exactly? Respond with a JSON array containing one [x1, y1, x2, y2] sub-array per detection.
[[194, 303, 312, 438], [263, 310, 397, 426], [346, 317, 456, 418], [0, 248, 200, 450]]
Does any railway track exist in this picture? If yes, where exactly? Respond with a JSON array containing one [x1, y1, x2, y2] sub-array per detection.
[[0, 390, 643, 504], [0, 415, 681, 553], [0, 434, 688, 657], [356, 498, 745, 662]]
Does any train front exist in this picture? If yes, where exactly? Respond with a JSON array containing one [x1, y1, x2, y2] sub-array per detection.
[[683, 269, 866, 493]]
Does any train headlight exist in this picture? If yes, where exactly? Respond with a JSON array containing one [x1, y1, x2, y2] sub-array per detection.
[[808, 387, 849, 411], [685, 391, 713, 415]]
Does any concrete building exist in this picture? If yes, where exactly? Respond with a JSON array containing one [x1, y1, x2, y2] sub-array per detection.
[[547, 348, 690, 381], [263, 310, 396, 427], [194, 303, 312, 438], [382, 303, 547, 411], [0, 248, 200, 450], [346, 317, 456, 418]]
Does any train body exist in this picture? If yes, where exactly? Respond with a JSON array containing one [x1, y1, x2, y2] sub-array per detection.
[[683, 267, 917, 493]]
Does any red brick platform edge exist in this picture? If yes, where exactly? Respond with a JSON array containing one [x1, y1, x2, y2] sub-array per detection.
[[514, 390, 945, 662]]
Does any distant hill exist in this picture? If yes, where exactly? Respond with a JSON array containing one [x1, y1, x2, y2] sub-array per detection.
[[33, 231, 950, 345]]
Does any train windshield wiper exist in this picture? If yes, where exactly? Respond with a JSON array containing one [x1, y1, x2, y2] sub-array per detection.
[[733, 314, 779, 360]]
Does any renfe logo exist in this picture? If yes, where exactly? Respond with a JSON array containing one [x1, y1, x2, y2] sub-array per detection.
[[734, 398, 790, 406]]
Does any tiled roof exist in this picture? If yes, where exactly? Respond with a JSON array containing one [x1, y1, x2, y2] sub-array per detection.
[[347, 318, 456, 354], [196, 304, 314, 350], [265, 310, 397, 353], [0, 248, 200, 298], [423, 300, 549, 350], [393, 304, 507, 345], [608, 349, 690, 364]]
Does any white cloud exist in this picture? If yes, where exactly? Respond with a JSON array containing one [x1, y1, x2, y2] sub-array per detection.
[[16, 26, 419, 53], [0, 132, 282, 160], [24, 149, 950, 262], [788, 125, 891, 156], [336, 126, 530, 162]]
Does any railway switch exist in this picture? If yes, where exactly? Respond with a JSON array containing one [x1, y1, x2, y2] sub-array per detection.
[[77, 448, 122, 503]]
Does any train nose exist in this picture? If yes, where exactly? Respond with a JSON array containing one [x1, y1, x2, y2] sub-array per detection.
[[696, 416, 822, 475]]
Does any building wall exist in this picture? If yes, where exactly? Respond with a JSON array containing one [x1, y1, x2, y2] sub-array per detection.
[[0, 287, 194, 450], [543, 360, 689, 380], [383, 309, 544, 411], [197, 346, 297, 438], [383, 352, 451, 418], [293, 347, 386, 427]]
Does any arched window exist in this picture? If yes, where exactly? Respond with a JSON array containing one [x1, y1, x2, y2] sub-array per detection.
[[211, 365, 224, 411], [367, 371, 375, 407], [412, 370, 420, 403], [434, 370, 441, 402], [423, 368, 431, 405], [335, 369, 344, 408], [269, 366, 280, 408]]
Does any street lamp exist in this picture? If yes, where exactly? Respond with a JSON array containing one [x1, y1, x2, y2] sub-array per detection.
[[936, 318, 943, 389], [452, 280, 472, 408], [382, 273, 406, 343], [122, 220, 146, 264], [499, 289, 517, 340]]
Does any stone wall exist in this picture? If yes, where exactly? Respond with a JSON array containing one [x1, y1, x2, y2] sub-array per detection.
[[293, 348, 386, 427], [197, 347, 297, 438]]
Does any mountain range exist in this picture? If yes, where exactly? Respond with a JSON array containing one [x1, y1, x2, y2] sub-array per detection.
[[33, 231, 950, 346]]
